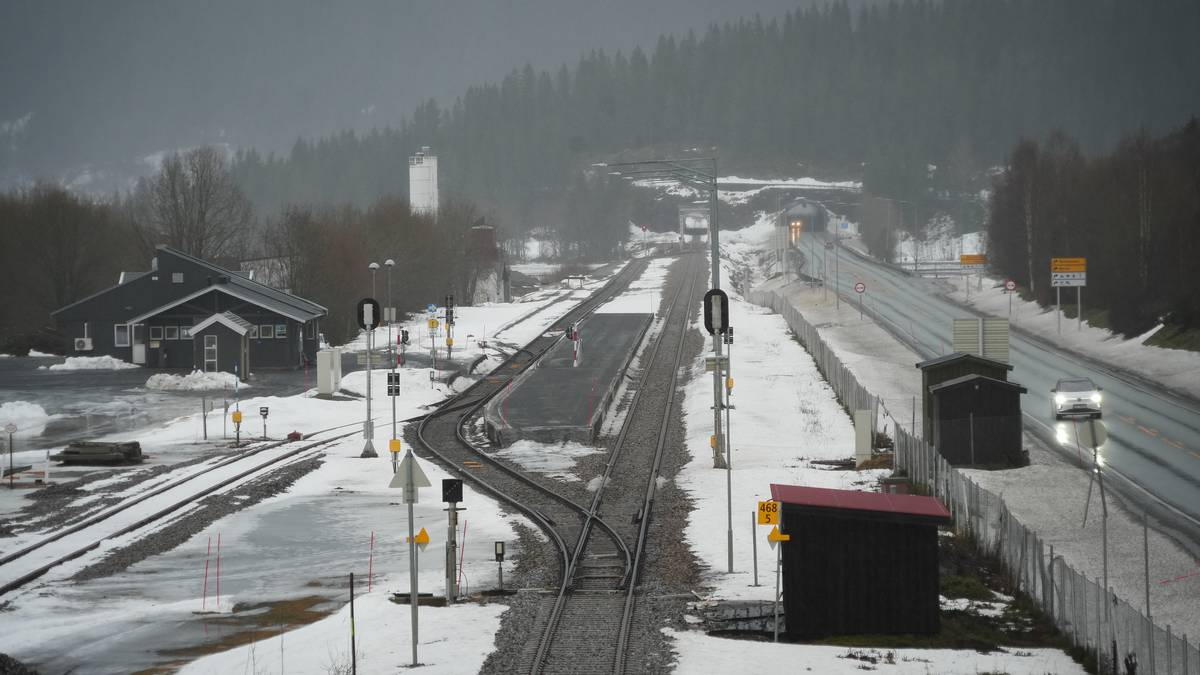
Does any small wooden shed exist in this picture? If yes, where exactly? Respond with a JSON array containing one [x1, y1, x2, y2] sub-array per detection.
[[771, 483, 951, 638], [929, 374, 1027, 467], [915, 352, 1012, 437]]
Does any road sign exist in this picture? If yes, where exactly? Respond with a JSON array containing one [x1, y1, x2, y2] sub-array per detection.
[[1051, 257, 1087, 273], [1051, 272, 1087, 287], [387, 371, 400, 397], [704, 355, 729, 372], [824, 241, 834, 250], [757, 500, 781, 525], [1004, 279, 1016, 292], [356, 298, 381, 330], [390, 452, 432, 503], [427, 304, 437, 313], [259, 407, 269, 417], [854, 282, 866, 294], [428, 318, 439, 330], [703, 288, 730, 335], [4, 423, 16, 434], [407, 527, 430, 551], [231, 410, 242, 424], [1071, 418, 1108, 449], [767, 525, 790, 548]]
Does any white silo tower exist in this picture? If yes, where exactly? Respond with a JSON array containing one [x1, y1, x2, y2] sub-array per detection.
[[408, 146, 439, 217]]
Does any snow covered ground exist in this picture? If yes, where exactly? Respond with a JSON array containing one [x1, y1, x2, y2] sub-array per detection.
[[941, 274, 1200, 402], [697, 211, 1200, 653]]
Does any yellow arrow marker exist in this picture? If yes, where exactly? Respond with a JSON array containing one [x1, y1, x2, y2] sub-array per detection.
[[407, 527, 431, 552], [767, 525, 790, 549]]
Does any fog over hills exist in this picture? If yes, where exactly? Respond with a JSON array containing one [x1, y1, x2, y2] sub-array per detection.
[[1, 0, 834, 190]]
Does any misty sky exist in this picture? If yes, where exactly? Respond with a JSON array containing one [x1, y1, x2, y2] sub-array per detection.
[[1, 0, 848, 180]]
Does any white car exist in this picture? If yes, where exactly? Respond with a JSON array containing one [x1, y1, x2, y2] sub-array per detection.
[[1052, 377, 1102, 420]]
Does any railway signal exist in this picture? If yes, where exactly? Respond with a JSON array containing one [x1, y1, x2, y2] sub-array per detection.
[[258, 406, 269, 440], [357, 297, 381, 458], [443, 478, 465, 603], [495, 541, 506, 591]]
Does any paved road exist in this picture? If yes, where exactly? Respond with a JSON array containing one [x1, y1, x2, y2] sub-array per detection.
[[802, 233, 1200, 529]]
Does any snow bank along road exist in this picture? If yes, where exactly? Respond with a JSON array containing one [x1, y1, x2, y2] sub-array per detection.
[[815, 232, 1200, 539]]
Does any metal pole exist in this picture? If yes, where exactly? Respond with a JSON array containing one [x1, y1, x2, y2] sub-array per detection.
[[835, 241, 840, 309], [7, 432, 13, 489], [350, 572, 356, 675], [202, 397, 208, 440], [773, 516, 782, 643], [1144, 511, 1154, 674], [1057, 286, 1062, 334], [446, 503, 458, 604], [407, 455, 418, 667], [751, 511, 759, 586], [1078, 286, 1083, 332], [859, 292, 863, 320], [498, 559, 503, 591]]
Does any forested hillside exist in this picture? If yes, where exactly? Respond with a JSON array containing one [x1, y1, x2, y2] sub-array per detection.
[[988, 120, 1200, 338], [232, 0, 1200, 221]]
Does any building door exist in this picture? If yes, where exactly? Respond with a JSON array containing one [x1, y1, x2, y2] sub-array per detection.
[[131, 324, 146, 364], [204, 335, 218, 372]]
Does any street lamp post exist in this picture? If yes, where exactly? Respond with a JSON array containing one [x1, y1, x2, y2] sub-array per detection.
[[600, 157, 734, 573], [385, 258, 397, 471]]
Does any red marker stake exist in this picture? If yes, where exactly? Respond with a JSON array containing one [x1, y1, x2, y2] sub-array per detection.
[[368, 531, 375, 592], [216, 532, 222, 609], [201, 536, 211, 611]]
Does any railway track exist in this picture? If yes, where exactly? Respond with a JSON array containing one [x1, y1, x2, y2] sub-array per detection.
[[0, 420, 377, 597], [528, 253, 704, 675], [416, 250, 700, 674]]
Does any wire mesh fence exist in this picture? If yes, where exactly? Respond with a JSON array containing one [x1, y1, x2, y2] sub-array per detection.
[[747, 287, 1199, 674]]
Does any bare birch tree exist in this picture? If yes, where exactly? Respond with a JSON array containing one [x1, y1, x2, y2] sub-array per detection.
[[132, 146, 252, 259]]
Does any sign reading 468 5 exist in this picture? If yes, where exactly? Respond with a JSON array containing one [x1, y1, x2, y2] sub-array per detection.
[[757, 500, 781, 525]]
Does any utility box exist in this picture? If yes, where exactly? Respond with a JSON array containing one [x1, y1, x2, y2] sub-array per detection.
[[317, 348, 342, 398], [853, 409, 873, 467]]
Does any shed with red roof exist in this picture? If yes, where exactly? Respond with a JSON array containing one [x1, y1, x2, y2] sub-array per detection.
[[770, 483, 952, 638]]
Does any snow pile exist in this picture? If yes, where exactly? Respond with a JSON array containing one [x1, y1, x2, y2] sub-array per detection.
[[493, 440, 601, 482], [27, 350, 55, 357], [41, 356, 139, 371], [0, 401, 51, 437], [719, 175, 862, 190], [145, 370, 244, 391], [666, 629, 1087, 674]]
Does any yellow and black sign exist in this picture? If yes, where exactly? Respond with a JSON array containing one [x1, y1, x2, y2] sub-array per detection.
[[960, 254, 987, 267], [757, 500, 781, 525], [1051, 257, 1086, 273], [231, 410, 243, 424], [428, 318, 440, 330]]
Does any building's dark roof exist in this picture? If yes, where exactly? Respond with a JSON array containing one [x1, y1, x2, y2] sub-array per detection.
[[915, 351, 1013, 372], [156, 246, 325, 317], [51, 272, 147, 316], [929, 373, 1027, 395], [770, 484, 951, 523], [191, 311, 254, 336]]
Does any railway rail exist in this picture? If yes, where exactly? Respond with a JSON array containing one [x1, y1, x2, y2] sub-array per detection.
[[0, 420, 377, 597], [415, 250, 701, 674]]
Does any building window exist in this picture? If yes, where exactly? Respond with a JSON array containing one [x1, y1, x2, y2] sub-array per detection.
[[180, 326, 192, 339], [114, 324, 130, 347], [275, 324, 287, 339], [172, 272, 184, 284], [249, 325, 259, 339], [165, 326, 180, 340], [260, 325, 274, 339], [149, 326, 164, 340]]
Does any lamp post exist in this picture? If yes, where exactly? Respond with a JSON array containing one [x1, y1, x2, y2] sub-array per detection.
[[600, 157, 734, 573], [385, 258, 397, 470]]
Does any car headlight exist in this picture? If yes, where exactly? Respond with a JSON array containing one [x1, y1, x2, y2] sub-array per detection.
[[1054, 394, 1067, 405], [1090, 393, 1102, 404]]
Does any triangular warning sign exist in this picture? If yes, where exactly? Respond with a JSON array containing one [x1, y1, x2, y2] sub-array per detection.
[[389, 453, 432, 490]]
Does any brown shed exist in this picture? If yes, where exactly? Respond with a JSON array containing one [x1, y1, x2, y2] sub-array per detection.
[[915, 352, 1012, 437], [771, 483, 952, 638]]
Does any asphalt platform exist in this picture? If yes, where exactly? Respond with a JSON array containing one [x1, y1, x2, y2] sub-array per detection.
[[485, 313, 651, 446]]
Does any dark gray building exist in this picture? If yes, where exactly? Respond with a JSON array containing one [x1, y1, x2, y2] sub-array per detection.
[[51, 246, 326, 377]]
